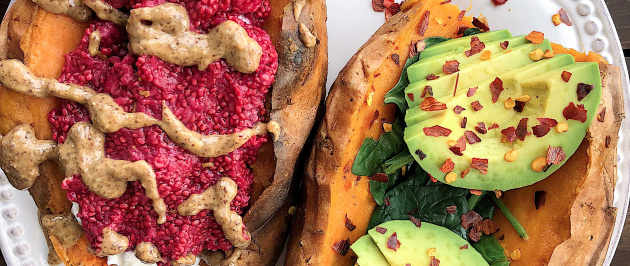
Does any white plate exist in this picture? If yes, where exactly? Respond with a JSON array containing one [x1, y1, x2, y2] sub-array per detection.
[[2, 0, 630, 265]]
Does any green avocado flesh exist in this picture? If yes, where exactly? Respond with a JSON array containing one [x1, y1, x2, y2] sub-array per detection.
[[351, 220, 488, 266], [403, 31, 602, 191]]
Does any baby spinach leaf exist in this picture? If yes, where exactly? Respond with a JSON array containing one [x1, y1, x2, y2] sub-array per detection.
[[464, 28, 483, 36], [474, 196, 496, 220], [383, 150, 415, 174], [384, 36, 451, 113], [351, 120, 405, 177], [472, 235, 510, 265]]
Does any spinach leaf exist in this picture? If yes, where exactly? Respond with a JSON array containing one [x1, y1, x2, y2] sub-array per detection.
[[463, 28, 483, 36], [370, 169, 404, 207], [368, 165, 470, 239], [384, 36, 451, 113], [474, 196, 496, 220], [383, 150, 415, 174], [472, 235, 510, 265], [351, 120, 405, 177]]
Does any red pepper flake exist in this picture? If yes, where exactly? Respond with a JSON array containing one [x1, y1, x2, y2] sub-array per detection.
[[534, 190, 547, 210], [385, 197, 391, 206], [368, 173, 389, 183], [443, 60, 460, 74], [426, 74, 440, 80], [409, 215, 422, 228], [525, 31, 545, 44], [440, 158, 455, 173], [383, 0, 394, 9], [391, 53, 400, 65], [461, 211, 483, 229], [489, 123, 500, 130], [489, 77, 504, 103], [457, 25, 470, 36], [547, 146, 566, 165], [430, 257, 441, 266], [424, 125, 452, 137], [537, 118, 558, 127], [464, 130, 482, 144], [563, 102, 588, 123], [418, 11, 431, 36], [475, 122, 488, 134], [475, 219, 500, 235], [497, 234, 505, 241], [577, 83, 594, 101], [561, 71, 572, 82], [446, 205, 457, 214], [372, 0, 385, 12], [345, 214, 356, 231], [454, 73, 460, 96], [374, 73, 381, 78], [597, 107, 607, 122], [469, 227, 482, 242], [470, 158, 488, 174], [559, 8, 572, 26], [461, 168, 470, 178], [501, 127, 517, 143], [430, 175, 438, 183], [492, 0, 508, 6], [461, 117, 468, 128], [514, 101, 526, 112], [416, 149, 427, 160], [369, 110, 380, 129], [440, 0, 452, 4], [333, 239, 350, 256], [407, 92, 415, 101], [532, 124, 551, 138], [605, 135, 611, 148], [458, 10, 466, 21], [420, 97, 447, 111], [516, 118, 529, 141], [408, 41, 420, 58], [421, 85, 434, 97], [470, 189, 483, 196], [472, 17, 490, 32], [454, 105, 466, 114], [460, 244, 469, 250], [500, 41, 509, 49], [465, 36, 486, 57], [387, 233, 401, 251], [385, 3, 401, 20], [467, 86, 478, 97], [376, 226, 388, 234], [449, 136, 467, 156], [471, 100, 483, 111]]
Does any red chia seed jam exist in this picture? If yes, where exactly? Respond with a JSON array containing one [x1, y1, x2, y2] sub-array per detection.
[[50, 0, 277, 263]]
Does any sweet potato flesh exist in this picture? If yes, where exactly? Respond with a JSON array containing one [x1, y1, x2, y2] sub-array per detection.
[[308, 3, 474, 265]]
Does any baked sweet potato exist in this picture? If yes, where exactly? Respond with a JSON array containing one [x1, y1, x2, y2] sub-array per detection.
[[493, 61, 623, 265], [0, 0, 327, 264], [286, 1, 474, 265]]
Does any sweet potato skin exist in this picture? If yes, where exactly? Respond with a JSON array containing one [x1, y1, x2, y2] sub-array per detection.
[[494, 63, 623, 265], [286, 1, 473, 265], [0, 0, 327, 265]]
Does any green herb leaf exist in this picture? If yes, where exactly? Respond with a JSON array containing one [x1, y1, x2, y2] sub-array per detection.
[[463, 28, 483, 36], [383, 150, 415, 174], [351, 121, 406, 177], [472, 235, 511, 265]]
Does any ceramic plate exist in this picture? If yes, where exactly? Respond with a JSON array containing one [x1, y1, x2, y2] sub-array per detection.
[[1, 0, 629, 265]]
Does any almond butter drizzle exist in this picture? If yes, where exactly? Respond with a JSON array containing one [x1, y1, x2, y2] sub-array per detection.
[[127, 3, 262, 73], [83, 0, 129, 26], [88, 30, 102, 56], [41, 213, 83, 248], [98, 227, 130, 256], [177, 177, 250, 249], [32, 0, 93, 22]]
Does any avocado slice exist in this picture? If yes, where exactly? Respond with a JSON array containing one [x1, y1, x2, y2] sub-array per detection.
[[351, 235, 390, 266], [418, 29, 512, 61], [404, 42, 601, 192], [407, 36, 529, 84], [405, 40, 553, 125], [364, 220, 488, 266]]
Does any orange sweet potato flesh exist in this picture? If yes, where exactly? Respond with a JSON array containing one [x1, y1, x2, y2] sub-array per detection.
[[286, 1, 473, 265], [494, 50, 623, 265]]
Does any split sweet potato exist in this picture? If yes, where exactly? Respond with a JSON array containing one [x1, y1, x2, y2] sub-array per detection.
[[286, 1, 473, 265], [0, 0, 327, 265], [494, 59, 623, 265]]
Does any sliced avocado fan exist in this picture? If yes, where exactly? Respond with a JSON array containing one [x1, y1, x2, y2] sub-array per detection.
[[403, 31, 602, 191]]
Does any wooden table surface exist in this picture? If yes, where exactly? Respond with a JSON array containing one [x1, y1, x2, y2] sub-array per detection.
[[0, 0, 628, 265]]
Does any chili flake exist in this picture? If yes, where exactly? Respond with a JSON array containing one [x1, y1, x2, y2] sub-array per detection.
[[418, 11, 431, 36], [391, 53, 400, 65], [472, 17, 490, 32], [443, 60, 461, 74], [416, 149, 427, 160], [376, 226, 387, 234], [461, 211, 483, 229], [345, 215, 356, 231], [372, 0, 385, 12], [559, 8, 572, 26], [563, 102, 588, 123], [449, 136, 467, 156], [489, 77, 504, 103], [492, 0, 508, 6], [561, 71, 572, 82], [368, 173, 389, 183], [471, 100, 483, 111], [440, 158, 455, 173], [446, 206, 457, 214], [577, 83, 594, 101], [407, 92, 415, 101], [421, 85, 434, 97], [467, 86, 478, 97], [333, 239, 350, 256], [461, 168, 470, 178], [471, 158, 488, 174], [475, 122, 488, 134], [420, 97, 447, 111], [516, 118, 529, 141], [500, 41, 509, 49], [514, 101, 526, 112], [458, 10, 466, 21], [465, 130, 482, 144], [501, 127, 517, 143], [424, 125, 452, 137], [454, 105, 466, 114], [547, 146, 566, 165], [606, 135, 611, 148], [426, 74, 440, 80], [598, 107, 606, 122], [465, 36, 486, 57], [489, 123, 500, 130], [387, 233, 401, 251]]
